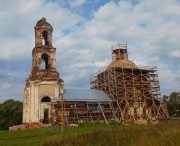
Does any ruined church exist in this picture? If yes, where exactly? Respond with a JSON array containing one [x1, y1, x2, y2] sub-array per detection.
[[23, 18, 64, 123], [23, 18, 168, 125], [23, 18, 115, 125]]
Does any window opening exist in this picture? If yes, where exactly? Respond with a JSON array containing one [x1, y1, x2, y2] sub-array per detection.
[[41, 54, 49, 69], [41, 96, 51, 102], [42, 31, 48, 45]]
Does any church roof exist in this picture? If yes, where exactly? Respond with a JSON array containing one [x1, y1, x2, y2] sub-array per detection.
[[108, 60, 137, 69], [64, 89, 111, 102]]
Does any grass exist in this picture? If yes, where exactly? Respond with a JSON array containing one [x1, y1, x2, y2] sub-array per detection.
[[0, 120, 179, 146], [0, 124, 113, 146]]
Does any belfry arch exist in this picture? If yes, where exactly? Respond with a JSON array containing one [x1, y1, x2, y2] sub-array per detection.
[[42, 30, 48, 45]]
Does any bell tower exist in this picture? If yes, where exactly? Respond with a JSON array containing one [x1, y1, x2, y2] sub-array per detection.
[[23, 18, 64, 124]]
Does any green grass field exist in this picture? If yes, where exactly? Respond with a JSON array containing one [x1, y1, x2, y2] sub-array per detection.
[[0, 120, 179, 146]]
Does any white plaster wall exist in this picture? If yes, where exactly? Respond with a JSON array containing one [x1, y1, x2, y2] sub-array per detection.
[[23, 80, 60, 123]]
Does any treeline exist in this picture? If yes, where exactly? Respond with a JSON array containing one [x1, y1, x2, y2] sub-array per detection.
[[0, 99, 22, 130], [163, 92, 180, 117]]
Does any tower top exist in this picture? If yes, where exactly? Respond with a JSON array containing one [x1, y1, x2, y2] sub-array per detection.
[[34, 18, 53, 47], [112, 43, 128, 61], [109, 43, 137, 69], [35, 17, 53, 30], [27, 17, 61, 82]]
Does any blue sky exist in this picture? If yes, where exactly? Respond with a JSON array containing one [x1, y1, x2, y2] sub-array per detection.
[[0, 0, 180, 102]]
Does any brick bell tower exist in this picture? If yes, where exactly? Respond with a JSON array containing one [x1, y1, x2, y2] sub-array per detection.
[[23, 18, 64, 124]]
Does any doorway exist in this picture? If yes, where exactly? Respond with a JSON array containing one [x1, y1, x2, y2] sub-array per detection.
[[44, 108, 49, 124]]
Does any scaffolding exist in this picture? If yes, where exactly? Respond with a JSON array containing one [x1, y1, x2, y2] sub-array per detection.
[[90, 43, 168, 121], [52, 101, 117, 125], [51, 89, 117, 125]]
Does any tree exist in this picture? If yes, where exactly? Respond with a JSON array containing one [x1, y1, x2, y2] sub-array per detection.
[[169, 92, 180, 103], [166, 92, 180, 117], [0, 99, 23, 130], [163, 95, 169, 101]]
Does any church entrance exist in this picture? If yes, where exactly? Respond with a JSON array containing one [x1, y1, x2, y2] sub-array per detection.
[[41, 96, 51, 124], [44, 108, 49, 124]]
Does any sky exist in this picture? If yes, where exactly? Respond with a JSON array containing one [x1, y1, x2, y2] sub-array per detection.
[[0, 0, 180, 103]]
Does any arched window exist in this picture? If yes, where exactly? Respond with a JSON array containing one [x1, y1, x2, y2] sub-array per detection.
[[41, 54, 49, 69], [42, 31, 48, 45], [41, 96, 51, 102]]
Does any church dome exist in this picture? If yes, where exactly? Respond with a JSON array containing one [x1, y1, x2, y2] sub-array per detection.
[[108, 59, 137, 69], [35, 17, 53, 29]]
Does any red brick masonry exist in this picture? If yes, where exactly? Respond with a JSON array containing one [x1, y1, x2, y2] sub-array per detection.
[[9, 122, 51, 131]]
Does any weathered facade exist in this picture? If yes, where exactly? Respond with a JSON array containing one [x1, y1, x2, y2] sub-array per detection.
[[23, 18, 64, 124]]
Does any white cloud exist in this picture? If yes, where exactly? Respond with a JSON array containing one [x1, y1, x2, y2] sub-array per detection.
[[170, 50, 180, 58], [158, 64, 180, 95], [70, 0, 86, 8], [56, 0, 180, 94], [0, 0, 84, 60], [0, 0, 180, 102]]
